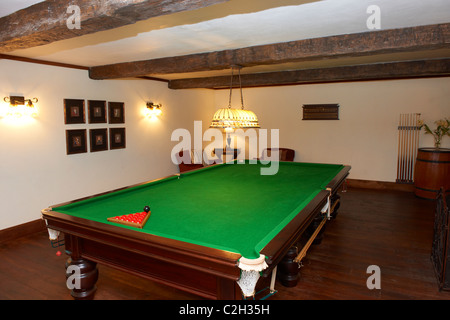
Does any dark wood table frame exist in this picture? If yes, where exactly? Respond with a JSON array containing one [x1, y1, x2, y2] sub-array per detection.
[[42, 165, 350, 300]]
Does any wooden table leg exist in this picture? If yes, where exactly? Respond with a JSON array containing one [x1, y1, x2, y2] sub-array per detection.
[[65, 257, 98, 300], [64, 234, 98, 300], [278, 246, 299, 287]]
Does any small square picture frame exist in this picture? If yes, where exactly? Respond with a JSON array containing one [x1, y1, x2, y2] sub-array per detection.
[[109, 128, 126, 150], [108, 102, 125, 124], [66, 129, 87, 155], [64, 99, 85, 124], [88, 100, 107, 123], [89, 128, 108, 152]]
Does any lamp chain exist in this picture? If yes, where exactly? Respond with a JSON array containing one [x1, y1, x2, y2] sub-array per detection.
[[238, 67, 244, 110], [228, 67, 234, 108]]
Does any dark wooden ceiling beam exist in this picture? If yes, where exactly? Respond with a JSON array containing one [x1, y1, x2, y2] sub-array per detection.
[[89, 23, 450, 80], [0, 0, 229, 53], [168, 59, 450, 89], [0, 53, 88, 70]]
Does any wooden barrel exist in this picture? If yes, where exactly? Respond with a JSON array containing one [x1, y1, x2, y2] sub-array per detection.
[[414, 148, 450, 199]]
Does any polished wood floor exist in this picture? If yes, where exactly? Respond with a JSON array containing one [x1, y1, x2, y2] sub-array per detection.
[[1, 187, 449, 300]]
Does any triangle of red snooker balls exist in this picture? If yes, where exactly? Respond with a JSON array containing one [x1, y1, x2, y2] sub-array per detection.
[[107, 210, 151, 228]]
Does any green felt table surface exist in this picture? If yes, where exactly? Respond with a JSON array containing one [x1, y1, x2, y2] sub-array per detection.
[[53, 161, 344, 259]]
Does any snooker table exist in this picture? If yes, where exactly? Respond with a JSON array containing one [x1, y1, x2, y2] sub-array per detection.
[[42, 160, 350, 299]]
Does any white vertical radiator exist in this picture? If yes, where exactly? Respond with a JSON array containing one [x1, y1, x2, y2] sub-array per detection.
[[396, 113, 421, 184]]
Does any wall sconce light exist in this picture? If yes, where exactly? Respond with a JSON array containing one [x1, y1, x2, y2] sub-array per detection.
[[145, 102, 162, 117], [3, 95, 38, 118]]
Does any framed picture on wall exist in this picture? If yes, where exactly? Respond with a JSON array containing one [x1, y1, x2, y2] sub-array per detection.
[[88, 100, 107, 123], [89, 128, 108, 152], [64, 99, 85, 124], [108, 102, 125, 124], [109, 128, 126, 150], [66, 129, 87, 155]]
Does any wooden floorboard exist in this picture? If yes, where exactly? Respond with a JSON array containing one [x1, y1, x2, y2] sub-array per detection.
[[1, 187, 449, 300]]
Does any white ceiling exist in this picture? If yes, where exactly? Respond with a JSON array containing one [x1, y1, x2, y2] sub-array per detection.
[[0, 0, 44, 18], [2, 0, 450, 81]]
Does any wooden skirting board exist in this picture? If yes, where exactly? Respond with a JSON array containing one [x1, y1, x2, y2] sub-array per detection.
[[0, 219, 46, 244], [346, 178, 415, 193]]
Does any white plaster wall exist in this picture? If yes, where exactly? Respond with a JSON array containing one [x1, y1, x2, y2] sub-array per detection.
[[0, 60, 214, 230], [214, 77, 450, 182], [1, 58, 449, 231]]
